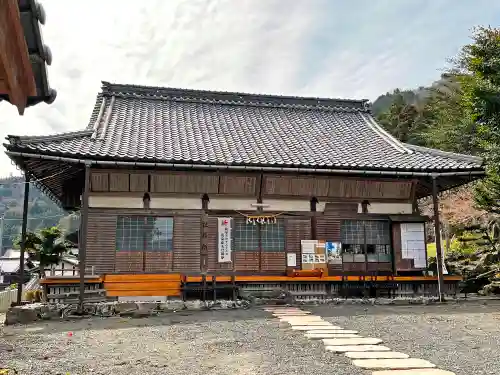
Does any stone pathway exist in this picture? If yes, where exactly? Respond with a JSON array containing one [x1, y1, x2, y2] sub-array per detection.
[[264, 307, 456, 375]]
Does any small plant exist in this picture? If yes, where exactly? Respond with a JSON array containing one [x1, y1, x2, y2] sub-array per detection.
[[14, 226, 72, 278]]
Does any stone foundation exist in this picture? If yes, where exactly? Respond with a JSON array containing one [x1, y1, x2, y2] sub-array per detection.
[[4, 299, 250, 325]]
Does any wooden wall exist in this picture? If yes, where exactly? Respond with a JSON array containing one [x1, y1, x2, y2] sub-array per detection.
[[89, 169, 415, 201], [84, 168, 418, 275]]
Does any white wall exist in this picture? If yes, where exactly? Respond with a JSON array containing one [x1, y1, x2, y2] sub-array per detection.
[[209, 197, 257, 210], [261, 199, 310, 212], [89, 195, 143, 208], [358, 202, 413, 214]]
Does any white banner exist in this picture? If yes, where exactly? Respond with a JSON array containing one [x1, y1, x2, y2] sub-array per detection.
[[217, 218, 232, 263]]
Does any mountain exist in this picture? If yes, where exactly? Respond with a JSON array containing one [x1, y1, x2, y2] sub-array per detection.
[[0, 176, 74, 252]]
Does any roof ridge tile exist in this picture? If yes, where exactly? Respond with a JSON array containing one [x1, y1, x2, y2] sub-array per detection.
[[101, 81, 371, 112]]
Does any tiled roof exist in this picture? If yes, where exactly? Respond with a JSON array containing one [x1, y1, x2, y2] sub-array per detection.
[[5, 81, 483, 173]]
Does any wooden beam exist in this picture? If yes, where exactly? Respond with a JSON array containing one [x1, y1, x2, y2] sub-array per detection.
[[432, 176, 445, 302], [78, 164, 91, 312], [0, 0, 37, 114], [16, 175, 30, 305], [0, 77, 8, 93]]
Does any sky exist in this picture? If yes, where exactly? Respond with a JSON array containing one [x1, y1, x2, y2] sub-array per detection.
[[0, 0, 498, 176]]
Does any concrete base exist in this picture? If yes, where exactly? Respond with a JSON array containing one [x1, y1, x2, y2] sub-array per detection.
[[352, 358, 436, 370]]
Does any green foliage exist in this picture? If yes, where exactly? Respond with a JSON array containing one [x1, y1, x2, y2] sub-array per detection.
[[375, 89, 428, 145], [14, 226, 72, 274], [373, 26, 500, 220], [454, 27, 500, 213]]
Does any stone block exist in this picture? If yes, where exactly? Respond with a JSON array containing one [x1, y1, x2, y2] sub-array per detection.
[[5, 305, 39, 325]]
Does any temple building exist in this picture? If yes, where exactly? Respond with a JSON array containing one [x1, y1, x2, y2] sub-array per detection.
[[4, 82, 484, 299]]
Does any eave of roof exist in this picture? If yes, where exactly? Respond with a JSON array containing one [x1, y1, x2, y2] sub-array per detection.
[[0, 0, 57, 110]]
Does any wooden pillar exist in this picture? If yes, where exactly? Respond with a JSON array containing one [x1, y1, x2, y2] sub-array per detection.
[[310, 197, 318, 240], [432, 176, 445, 301], [78, 164, 91, 312], [200, 194, 209, 272], [16, 175, 30, 304], [257, 174, 264, 272]]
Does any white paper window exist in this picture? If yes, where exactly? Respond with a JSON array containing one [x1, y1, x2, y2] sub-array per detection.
[[400, 223, 426, 268]]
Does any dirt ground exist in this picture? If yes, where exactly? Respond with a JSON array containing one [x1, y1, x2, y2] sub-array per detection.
[[1, 302, 499, 375]]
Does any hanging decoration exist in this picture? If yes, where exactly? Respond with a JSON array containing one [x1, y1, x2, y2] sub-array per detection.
[[234, 211, 284, 225], [246, 215, 277, 225]]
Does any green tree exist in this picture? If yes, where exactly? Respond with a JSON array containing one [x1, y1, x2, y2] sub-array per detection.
[[420, 75, 480, 154], [376, 89, 427, 145], [14, 226, 72, 277], [452, 27, 500, 213]]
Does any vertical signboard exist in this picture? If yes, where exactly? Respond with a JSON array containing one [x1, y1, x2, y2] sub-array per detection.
[[217, 218, 232, 263]]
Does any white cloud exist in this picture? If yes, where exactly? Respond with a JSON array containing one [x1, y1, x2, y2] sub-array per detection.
[[1, 0, 499, 176]]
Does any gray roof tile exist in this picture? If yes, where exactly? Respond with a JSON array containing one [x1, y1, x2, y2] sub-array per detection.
[[5, 82, 483, 172]]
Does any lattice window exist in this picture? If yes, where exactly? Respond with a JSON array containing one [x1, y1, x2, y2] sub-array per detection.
[[146, 217, 173, 251], [233, 218, 259, 251], [261, 219, 285, 252], [340, 220, 392, 262], [116, 216, 173, 252], [341, 220, 365, 245], [365, 221, 390, 245]]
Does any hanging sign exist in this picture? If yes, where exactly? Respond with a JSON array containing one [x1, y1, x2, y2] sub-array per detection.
[[217, 218, 232, 263], [246, 215, 277, 225]]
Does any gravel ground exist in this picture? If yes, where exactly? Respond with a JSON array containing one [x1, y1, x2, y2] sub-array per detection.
[[310, 301, 500, 375], [0, 308, 363, 375]]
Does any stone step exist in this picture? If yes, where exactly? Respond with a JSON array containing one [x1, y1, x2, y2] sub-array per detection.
[[325, 345, 391, 353], [291, 325, 342, 331], [307, 329, 358, 334], [306, 333, 360, 339], [323, 337, 383, 346], [372, 370, 456, 375], [352, 358, 436, 370], [345, 351, 409, 359]]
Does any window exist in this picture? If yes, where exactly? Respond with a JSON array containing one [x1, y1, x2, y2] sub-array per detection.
[[233, 218, 285, 252], [233, 218, 259, 251], [147, 217, 173, 251], [116, 216, 173, 252], [261, 219, 285, 251], [340, 220, 391, 262]]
